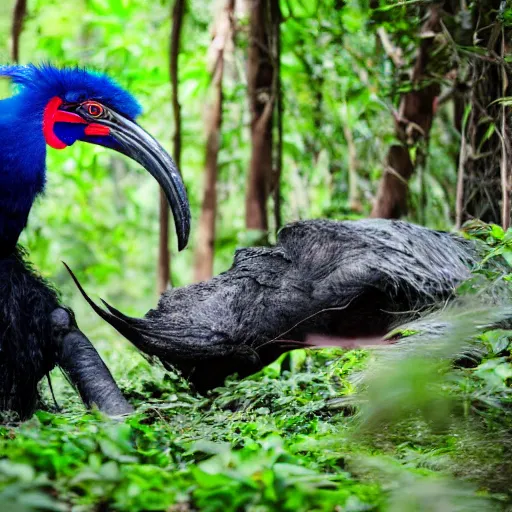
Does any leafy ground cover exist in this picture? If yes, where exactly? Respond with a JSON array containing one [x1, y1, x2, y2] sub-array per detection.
[[1, 226, 512, 512]]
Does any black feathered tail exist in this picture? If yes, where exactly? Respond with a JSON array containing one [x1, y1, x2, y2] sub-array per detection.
[[63, 263, 155, 356]]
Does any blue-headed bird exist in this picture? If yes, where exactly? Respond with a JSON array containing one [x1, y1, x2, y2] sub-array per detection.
[[0, 64, 191, 419]]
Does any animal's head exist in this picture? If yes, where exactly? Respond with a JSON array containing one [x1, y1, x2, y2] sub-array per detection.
[[0, 64, 190, 250]]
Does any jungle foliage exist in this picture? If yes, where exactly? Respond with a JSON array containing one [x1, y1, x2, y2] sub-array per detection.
[[0, 226, 511, 511], [0, 0, 481, 302]]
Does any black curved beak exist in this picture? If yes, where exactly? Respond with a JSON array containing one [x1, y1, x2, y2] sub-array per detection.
[[101, 111, 190, 251]]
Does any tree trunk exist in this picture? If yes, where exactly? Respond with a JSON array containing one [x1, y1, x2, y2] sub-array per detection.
[[457, 1, 511, 228], [272, 3, 283, 234], [341, 102, 362, 212], [158, 190, 171, 294], [245, 0, 280, 234], [158, 0, 185, 294], [194, 0, 235, 282], [371, 5, 443, 219], [11, 0, 27, 62]]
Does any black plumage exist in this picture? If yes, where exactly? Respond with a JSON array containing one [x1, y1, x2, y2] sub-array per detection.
[[71, 219, 479, 392], [0, 248, 132, 419], [0, 248, 59, 418]]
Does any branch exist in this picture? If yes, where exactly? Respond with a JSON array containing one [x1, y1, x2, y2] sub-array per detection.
[[376, 27, 404, 68], [11, 0, 27, 63], [170, 0, 186, 168], [455, 117, 467, 229], [499, 29, 510, 230], [158, 0, 186, 294], [273, 2, 283, 233]]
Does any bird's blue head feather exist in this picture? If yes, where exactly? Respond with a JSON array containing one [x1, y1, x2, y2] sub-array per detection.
[[0, 63, 142, 119]]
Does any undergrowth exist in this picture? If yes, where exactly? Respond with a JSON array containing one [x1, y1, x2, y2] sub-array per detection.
[[1, 223, 512, 512]]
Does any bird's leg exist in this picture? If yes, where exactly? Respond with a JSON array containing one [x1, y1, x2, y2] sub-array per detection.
[[50, 308, 133, 416]]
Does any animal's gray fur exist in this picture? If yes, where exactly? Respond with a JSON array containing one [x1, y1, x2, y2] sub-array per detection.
[[71, 219, 478, 392]]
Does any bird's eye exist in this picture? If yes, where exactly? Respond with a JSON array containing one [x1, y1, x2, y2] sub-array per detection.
[[84, 102, 104, 118]]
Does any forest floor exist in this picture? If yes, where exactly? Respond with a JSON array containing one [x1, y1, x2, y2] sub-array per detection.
[[1, 226, 512, 512]]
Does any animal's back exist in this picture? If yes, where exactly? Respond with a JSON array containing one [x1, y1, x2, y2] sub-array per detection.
[[277, 219, 476, 302], [215, 219, 477, 351], [155, 218, 477, 335]]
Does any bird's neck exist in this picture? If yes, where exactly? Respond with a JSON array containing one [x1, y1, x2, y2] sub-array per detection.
[[0, 96, 47, 254]]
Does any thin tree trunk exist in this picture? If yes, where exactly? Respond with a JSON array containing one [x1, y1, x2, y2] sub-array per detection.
[[371, 5, 443, 219], [344, 124, 362, 213], [11, 0, 27, 62], [499, 33, 510, 230], [159, 0, 186, 294], [194, 0, 235, 282], [455, 118, 467, 229], [158, 190, 171, 294], [272, 4, 283, 234], [246, 0, 279, 234], [453, 84, 466, 227], [341, 102, 362, 212], [292, 50, 324, 170], [500, 81, 510, 230]]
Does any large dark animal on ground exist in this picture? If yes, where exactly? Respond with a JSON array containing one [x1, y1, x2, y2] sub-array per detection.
[[71, 219, 477, 393], [0, 64, 190, 419]]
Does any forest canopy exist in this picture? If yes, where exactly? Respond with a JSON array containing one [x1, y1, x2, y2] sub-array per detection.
[[3, 0, 510, 303]]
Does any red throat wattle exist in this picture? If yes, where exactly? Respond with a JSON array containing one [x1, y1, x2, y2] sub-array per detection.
[[43, 96, 110, 149]]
